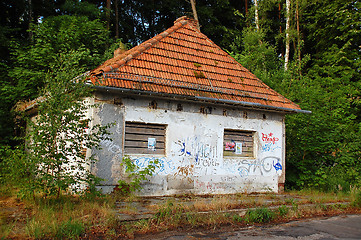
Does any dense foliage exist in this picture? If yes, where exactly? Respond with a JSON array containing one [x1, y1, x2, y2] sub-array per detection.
[[0, 0, 360, 191], [2, 51, 110, 199], [235, 0, 361, 191]]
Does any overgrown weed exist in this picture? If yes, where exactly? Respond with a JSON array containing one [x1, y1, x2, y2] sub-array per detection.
[[278, 205, 289, 217], [154, 200, 185, 225], [3, 193, 116, 239], [192, 199, 209, 212], [351, 188, 361, 207], [116, 189, 361, 237], [244, 207, 275, 223], [0, 216, 16, 240], [1, 188, 361, 238]]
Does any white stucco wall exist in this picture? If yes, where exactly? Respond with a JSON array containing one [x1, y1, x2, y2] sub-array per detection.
[[92, 93, 285, 196]]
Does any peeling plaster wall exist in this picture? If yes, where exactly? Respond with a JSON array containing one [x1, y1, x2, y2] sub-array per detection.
[[91, 94, 125, 194], [91, 92, 286, 195]]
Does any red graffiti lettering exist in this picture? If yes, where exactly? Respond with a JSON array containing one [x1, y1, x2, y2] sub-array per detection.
[[262, 133, 279, 144]]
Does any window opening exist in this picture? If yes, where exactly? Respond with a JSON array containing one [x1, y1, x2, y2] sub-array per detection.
[[223, 129, 254, 158], [124, 122, 166, 155]]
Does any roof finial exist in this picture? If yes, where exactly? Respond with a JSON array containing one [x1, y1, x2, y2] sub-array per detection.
[[114, 40, 127, 58], [174, 16, 200, 31]]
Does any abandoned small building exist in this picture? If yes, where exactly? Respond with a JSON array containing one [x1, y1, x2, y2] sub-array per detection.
[[88, 16, 308, 195]]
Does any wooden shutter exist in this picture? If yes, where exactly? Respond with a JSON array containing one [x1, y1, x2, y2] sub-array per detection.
[[124, 122, 166, 155], [223, 129, 254, 157]]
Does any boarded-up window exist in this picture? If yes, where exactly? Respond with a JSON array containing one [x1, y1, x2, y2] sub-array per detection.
[[223, 129, 254, 157], [124, 122, 166, 155]]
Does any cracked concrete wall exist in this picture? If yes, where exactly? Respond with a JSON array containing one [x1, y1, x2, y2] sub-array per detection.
[[91, 92, 285, 195]]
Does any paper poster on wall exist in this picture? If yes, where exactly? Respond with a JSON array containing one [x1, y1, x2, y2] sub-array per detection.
[[148, 138, 156, 151], [225, 141, 236, 151], [235, 142, 242, 154]]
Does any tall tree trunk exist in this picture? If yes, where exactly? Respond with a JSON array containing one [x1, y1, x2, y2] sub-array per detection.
[[190, 0, 200, 30], [28, 0, 33, 40], [278, 2, 282, 34], [245, 0, 248, 15], [115, 0, 119, 39], [254, 0, 260, 31], [279, 2, 284, 57], [284, 0, 291, 71], [296, 0, 301, 67], [106, 0, 111, 31]]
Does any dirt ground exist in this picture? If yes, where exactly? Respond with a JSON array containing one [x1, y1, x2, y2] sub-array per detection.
[[1, 192, 360, 239], [0, 195, 33, 238]]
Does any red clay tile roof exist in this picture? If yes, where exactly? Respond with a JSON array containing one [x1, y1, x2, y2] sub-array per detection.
[[90, 16, 303, 113]]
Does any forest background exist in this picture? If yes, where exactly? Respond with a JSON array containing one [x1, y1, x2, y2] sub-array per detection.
[[0, 0, 360, 192]]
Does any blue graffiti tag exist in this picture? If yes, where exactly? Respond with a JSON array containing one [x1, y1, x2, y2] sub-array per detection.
[[262, 143, 281, 152], [237, 167, 249, 177], [180, 142, 192, 156], [273, 159, 282, 171], [195, 153, 199, 163], [132, 157, 175, 174]]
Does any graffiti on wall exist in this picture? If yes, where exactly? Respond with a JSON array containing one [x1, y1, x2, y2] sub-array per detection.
[[195, 179, 221, 192], [174, 140, 192, 157], [173, 136, 283, 178], [273, 158, 282, 174], [224, 156, 282, 177], [194, 143, 219, 166], [262, 133, 279, 144], [237, 157, 272, 177], [174, 139, 219, 164], [261, 133, 281, 152], [221, 176, 239, 182], [195, 179, 238, 193], [131, 156, 176, 175], [115, 131, 282, 183], [173, 138, 220, 176], [101, 139, 122, 154]]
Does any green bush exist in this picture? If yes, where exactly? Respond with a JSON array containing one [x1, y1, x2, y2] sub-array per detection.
[[0, 146, 35, 198], [81, 174, 105, 200], [21, 51, 110, 199], [278, 205, 289, 217], [245, 207, 275, 223], [117, 156, 160, 196], [352, 190, 361, 207], [232, 214, 243, 222], [153, 200, 185, 225], [154, 201, 174, 220]]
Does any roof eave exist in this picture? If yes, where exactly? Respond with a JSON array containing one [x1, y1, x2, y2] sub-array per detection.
[[93, 85, 311, 114]]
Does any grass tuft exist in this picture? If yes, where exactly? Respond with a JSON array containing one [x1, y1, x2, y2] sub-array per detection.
[[245, 207, 275, 223], [56, 219, 84, 239], [351, 189, 361, 207], [278, 205, 289, 217]]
